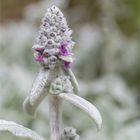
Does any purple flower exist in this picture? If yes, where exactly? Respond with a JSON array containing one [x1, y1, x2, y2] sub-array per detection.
[[34, 52, 44, 62], [35, 48, 44, 52], [58, 42, 73, 69], [59, 42, 70, 56], [64, 62, 71, 69]]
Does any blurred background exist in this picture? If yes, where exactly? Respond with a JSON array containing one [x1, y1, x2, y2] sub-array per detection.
[[0, 0, 139, 140]]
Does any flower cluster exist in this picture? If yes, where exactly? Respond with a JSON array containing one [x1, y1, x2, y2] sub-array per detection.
[[33, 6, 74, 69], [49, 75, 73, 95], [61, 127, 80, 140]]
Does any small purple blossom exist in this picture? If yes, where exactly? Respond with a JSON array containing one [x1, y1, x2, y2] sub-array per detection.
[[64, 62, 71, 69], [58, 42, 73, 69], [34, 52, 44, 62], [59, 46, 69, 56], [59, 42, 70, 56]]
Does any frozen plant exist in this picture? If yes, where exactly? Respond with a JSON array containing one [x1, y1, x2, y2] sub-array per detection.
[[0, 6, 102, 140]]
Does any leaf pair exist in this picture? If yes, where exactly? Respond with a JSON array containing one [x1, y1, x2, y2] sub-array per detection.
[[23, 68, 102, 130]]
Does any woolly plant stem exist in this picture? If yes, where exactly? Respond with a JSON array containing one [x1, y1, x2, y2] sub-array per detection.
[[48, 65, 63, 140], [49, 95, 62, 140]]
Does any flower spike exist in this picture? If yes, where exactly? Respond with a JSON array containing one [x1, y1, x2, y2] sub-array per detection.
[[33, 5, 74, 69]]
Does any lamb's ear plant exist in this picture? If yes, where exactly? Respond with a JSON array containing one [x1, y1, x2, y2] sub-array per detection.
[[0, 6, 102, 140]]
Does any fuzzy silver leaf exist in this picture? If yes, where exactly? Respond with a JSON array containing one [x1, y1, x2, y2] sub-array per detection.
[[0, 120, 46, 140], [23, 68, 50, 116], [58, 93, 102, 130]]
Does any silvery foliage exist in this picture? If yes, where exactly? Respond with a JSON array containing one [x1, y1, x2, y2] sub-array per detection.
[[0, 120, 46, 140], [0, 0, 138, 140], [58, 93, 102, 130], [0, 5, 102, 140]]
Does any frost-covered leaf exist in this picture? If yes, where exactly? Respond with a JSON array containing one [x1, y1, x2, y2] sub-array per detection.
[[0, 120, 46, 140], [59, 93, 102, 130]]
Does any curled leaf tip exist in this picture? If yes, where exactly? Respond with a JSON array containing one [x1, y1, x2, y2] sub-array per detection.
[[23, 97, 36, 117], [58, 93, 102, 130]]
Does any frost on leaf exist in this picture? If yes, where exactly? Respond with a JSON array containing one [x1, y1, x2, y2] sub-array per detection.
[[0, 120, 46, 140]]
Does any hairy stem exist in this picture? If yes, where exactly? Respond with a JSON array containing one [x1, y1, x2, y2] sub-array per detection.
[[48, 65, 63, 140], [49, 95, 62, 140]]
